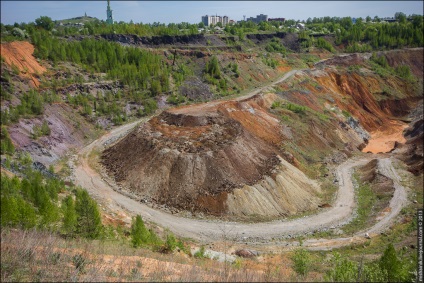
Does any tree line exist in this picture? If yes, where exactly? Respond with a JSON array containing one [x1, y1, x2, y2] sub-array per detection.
[[1, 171, 103, 238], [1, 169, 188, 253], [31, 29, 170, 92]]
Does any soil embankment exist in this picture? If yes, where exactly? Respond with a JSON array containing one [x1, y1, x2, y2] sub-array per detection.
[[0, 41, 46, 87]]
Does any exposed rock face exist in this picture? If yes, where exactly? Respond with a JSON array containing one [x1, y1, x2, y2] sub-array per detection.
[[394, 102, 424, 175], [100, 33, 207, 46], [101, 94, 321, 218]]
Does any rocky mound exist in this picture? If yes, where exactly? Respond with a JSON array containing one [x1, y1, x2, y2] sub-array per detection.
[[101, 94, 321, 219]]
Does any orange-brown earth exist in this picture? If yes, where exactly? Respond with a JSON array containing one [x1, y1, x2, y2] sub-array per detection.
[[102, 49, 422, 219], [0, 41, 46, 87], [362, 121, 407, 153], [304, 50, 422, 153]]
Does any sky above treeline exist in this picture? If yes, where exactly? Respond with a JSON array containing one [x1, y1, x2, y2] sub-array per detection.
[[1, 1, 423, 25]]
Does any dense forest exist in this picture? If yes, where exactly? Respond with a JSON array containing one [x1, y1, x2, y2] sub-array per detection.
[[2, 13, 422, 51]]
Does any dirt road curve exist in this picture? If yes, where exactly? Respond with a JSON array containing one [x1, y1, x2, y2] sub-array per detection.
[[73, 70, 408, 246]]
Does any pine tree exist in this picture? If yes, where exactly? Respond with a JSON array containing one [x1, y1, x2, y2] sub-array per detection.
[[16, 197, 37, 229], [62, 195, 77, 236], [379, 243, 402, 282], [1, 195, 19, 226], [75, 189, 102, 238], [131, 214, 150, 247]]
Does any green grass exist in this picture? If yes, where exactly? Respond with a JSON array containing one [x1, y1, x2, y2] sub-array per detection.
[[342, 176, 376, 235]]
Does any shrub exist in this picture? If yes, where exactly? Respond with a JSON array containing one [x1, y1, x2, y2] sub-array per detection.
[[316, 37, 335, 52], [370, 52, 389, 68], [285, 103, 306, 114], [142, 98, 158, 115], [395, 65, 412, 79], [194, 245, 207, 259], [41, 120, 51, 136], [72, 253, 87, 272], [205, 56, 221, 79], [325, 253, 357, 282], [271, 101, 282, 109], [163, 232, 177, 253], [291, 249, 311, 277]]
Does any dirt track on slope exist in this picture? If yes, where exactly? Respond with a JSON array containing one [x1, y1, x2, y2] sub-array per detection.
[[73, 70, 409, 247], [74, 129, 407, 245]]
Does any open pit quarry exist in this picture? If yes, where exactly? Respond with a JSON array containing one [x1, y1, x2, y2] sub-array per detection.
[[100, 49, 423, 222], [1, 39, 422, 246]]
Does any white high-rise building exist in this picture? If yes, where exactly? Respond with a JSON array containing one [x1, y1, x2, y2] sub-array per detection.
[[202, 15, 230, 26]]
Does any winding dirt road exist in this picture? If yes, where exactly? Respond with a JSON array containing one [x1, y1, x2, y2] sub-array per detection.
[[73, 70, 408, 247]]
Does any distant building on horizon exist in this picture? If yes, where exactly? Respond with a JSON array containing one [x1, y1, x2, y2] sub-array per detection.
[[202, 15, 229, 26], [246, 14, 268, 23], [268, 17, 285, 22]]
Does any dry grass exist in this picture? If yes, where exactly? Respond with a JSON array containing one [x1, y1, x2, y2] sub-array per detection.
[[1, 228, 296, 282]]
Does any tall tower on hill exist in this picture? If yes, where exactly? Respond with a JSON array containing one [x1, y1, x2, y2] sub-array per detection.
[[106, 0, 113, 24]]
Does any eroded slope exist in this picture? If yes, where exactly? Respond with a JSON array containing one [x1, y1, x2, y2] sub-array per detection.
[[102, 94, 321, 218], [0, 41, 46, 87]]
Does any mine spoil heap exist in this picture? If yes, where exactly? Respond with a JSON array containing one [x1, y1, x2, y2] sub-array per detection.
[[101, 95, 320, 218]]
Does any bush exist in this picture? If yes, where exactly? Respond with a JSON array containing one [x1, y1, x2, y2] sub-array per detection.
[[62, 195, 77, 236], [285, 103, 306, 114], [271, 101, 282, 109], [291, 249, 311, 277], [142, 98, 158, 116], [325, 252, 358, 282], [395, 65, 412, 79], [163, 232, 177, 253], [41, 120, 51, 136], [370, 53, 389, 68], [379, 243, 403, 282], [194, 245, 207, 259], [205, 56, 221, 79], [35, 16, 54, 31], [316, 37, 335, 52], [72, 253, 87, 272]]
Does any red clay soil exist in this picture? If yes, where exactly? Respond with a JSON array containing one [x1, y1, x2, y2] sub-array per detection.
[[362, 121, 407, 153], [313, 67, 421, 154], [1, 41, 46, 87]]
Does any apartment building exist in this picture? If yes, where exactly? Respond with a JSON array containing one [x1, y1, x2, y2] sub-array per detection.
[[202, 15, 229, 26]]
